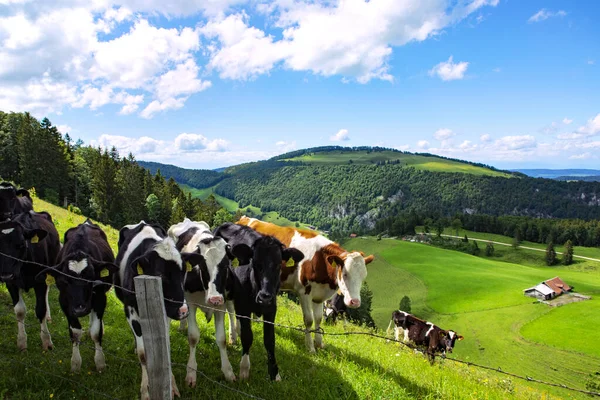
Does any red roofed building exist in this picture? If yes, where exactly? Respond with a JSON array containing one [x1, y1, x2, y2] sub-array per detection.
[[524, 276, 573, 300], [544, 276, 572, 296]]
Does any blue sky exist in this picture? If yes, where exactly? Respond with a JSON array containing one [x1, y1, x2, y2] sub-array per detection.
[[0, 0, 598, 170]]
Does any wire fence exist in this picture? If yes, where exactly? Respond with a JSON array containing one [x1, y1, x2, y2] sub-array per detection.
[[1, 249, 599, 399]]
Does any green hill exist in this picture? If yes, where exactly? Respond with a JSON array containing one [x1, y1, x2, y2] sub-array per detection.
[[0, 199, 558, 399]]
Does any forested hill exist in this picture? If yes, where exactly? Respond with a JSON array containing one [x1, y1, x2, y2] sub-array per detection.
[[141, 147, 600, 236], [137, 160, 225, 188]]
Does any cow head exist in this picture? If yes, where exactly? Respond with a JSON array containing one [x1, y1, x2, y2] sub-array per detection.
[[131, 238, 201, 321], [0, 182, 17, 221], [189, 236, 231, 306], [440, 330, 464, 353], [392, 310, 408, 327], [332, 251, 374, 308], [36, 251, 118, 317], [0, 220, 47, 282]]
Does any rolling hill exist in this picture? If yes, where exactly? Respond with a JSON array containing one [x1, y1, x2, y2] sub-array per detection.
[[140, 146, 600, 234]]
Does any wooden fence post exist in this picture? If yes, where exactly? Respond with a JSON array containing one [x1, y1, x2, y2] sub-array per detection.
[[134, 276, 172, 400]]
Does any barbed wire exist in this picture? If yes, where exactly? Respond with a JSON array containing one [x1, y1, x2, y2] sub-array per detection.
[[2, 250, 599, 398]]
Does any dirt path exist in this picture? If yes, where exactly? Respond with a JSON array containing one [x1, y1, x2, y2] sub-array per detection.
[[439, 234, 600, 263]]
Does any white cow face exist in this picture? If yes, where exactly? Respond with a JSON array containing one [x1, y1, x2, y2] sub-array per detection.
[[196, 237, 229, 306], [332, 252, 373, 308]]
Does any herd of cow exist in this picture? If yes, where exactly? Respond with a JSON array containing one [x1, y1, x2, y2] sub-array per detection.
[[0, 182, 463, 399]]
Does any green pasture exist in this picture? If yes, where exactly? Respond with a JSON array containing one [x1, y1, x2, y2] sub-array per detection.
[[284, 151, 511, 177]]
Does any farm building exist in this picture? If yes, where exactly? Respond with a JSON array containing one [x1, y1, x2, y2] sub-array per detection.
[[523, 276, 573, 300]]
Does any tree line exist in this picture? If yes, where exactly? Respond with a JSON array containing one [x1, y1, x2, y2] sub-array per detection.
[[0, 111, 234, 229]]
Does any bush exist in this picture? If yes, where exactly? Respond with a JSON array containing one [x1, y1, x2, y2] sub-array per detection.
[[399, 295, 411, 313], [68, 204, 82, 215], [546, 241, 557, 266], [485, 242, 495, 256]]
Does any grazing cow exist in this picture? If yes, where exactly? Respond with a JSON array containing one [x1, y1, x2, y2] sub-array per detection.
[[237, 216, 374, 352], [323, 292, 347, 325], [167, 218, 243, 386], [0, 182, 33, 221], [114, 221, 203, 400], [0, 211, 60, 351], [214, 222, 304, 381], [36, 220, 117, 372], [388, 311, 463, 363]]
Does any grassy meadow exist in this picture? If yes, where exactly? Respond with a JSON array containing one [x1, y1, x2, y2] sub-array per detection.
[[283, 150, 512, 177], [0, 199, 561, 399], [345, 237, 600, 395]]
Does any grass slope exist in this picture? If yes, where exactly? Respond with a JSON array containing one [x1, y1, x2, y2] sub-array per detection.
[[346, 237, 600, 396], [0, 200, 552, 399], [284, 150, 511, 177]]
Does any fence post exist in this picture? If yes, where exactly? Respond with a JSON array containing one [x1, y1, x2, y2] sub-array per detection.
[[134, 276, 172, 400]]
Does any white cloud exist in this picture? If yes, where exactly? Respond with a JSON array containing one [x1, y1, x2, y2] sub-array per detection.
[[330, 129, 350, 142], [417, 140, 430, 149], [562, 117, 573, 125], [201, 0, 498, 83], [92, 134, 164, 155], [174, 133, 229, 152], [480, 134, 491, 142], [494, 135, 537, 151], [569, 153, 592, 160], [429, 56, 469, 81], [576, 113, 600, 136], [434, 128, 455, 141], [140, 97, 187, 119], [56, 124, 72, 134], [395, 144, 410, 151], [275, 140, 297, 153], [528, 9, 567, 23]]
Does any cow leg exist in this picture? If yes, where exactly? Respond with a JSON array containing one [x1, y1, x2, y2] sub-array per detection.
[[126, 306, 149, 400], [238, 315, 253, 380], [311, 302, 324, 349], [9, 284, 27, 350], [226, 301, 237, 344], [90, 292, 107, 372], [263, 310, 280, 381], [179, 318, 188, 333], [214, 308, 235, 381], [185, 300, 199, 388], [34, 282, 52, 350], [299, 294, 315, 353], [67, 316, 83, 373]]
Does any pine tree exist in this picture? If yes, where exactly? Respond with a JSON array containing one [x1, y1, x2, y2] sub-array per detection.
[[563, 239, 574, 265], [399, 295, 411, 313], [485, 242, 495, 256], [546, 241, 557, 266], [346, 282, 376, 328]]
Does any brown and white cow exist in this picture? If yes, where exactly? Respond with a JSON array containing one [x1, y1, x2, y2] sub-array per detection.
[[388, 311, 463, 363], [237, 216, 374, 353]]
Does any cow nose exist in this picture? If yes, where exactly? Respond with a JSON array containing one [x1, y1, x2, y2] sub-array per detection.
[[73, 305, 87, 316], [0, 273, 15, 281], [256, 291, 273, 305], [348, 298, 360, 308], [178, 304, 189, 319], [208, 295, 224, 306]]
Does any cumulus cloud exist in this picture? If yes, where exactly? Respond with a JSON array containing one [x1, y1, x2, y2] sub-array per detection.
[[429, 56, 469, 81], [562, 117, 573, 125], [576, 113, 600, 136], [494, 135, 537, 151], [569, 153, 592, 160], [92, 134, 164, 155], [174, 133, 229, 152], [480, 134, 492, 142], [434, 128, 455, 141], [417, 140, 430, 149], [330, 129, 350, 142], [275, 140, 297, 153], [528, 9, 567, 23], [56, 124, 72, 134]]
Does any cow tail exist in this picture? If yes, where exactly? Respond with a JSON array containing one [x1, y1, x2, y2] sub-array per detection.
[[386, 319, 394, 336]]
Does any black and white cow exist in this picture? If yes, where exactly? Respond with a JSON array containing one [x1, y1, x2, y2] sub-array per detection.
[[168, 218, 244, 386], [388, 311, 463, 363], [114, 221, 203, 400], [0, 211, 60, 351], [324, 292, 347, 325], [214, 222, 304, 381], [0, 182, 33, 221], [36, 220, 117, 372]]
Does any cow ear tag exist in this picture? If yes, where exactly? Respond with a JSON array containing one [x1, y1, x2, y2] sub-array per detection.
[[336, 288, 343, 295], [331, 260, 337, 268], [286, 257, 294, 267], [30, 234, 39, 244], [45, 274, 55, 286], [137, 264, 144, 275], [185, 261, 193, 272], [100, 269, 109, 278], [232, 258, 239, 267]]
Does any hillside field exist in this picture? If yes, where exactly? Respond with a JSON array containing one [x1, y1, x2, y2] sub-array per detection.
[[283, 150, 512, 177], [345, 237, 600, 395], [0, 199, 558, 399]]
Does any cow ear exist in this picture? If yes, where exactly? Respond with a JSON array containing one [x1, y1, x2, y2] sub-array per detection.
[[458, 335, 464, 341], [130, 254, 151, 276], [181, 252, 205, 271], [439, 331, 447, 338], [282, 247, 304, 266], [16, 189, 30, 198], [229, 243, 253, 264], [327, 255, 344, 269], [35, 263, 61, 283], [97, 262, 119, 274], [364, 255, 375, 265], [24, 228, 47, 243]]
